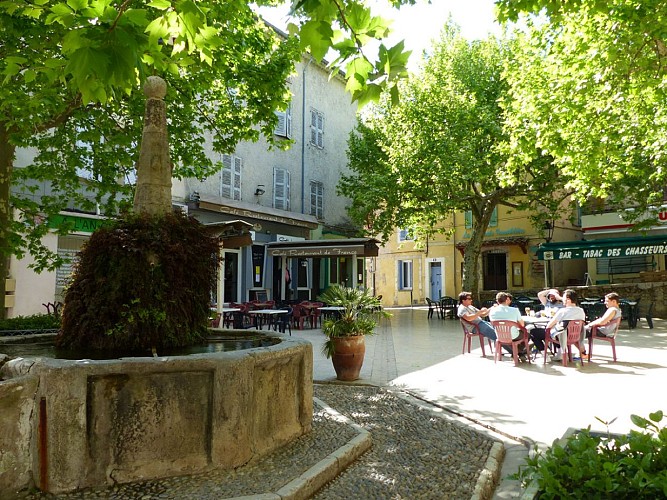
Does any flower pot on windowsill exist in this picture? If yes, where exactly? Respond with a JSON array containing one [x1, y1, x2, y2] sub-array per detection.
[[318, 285, 390, 382]]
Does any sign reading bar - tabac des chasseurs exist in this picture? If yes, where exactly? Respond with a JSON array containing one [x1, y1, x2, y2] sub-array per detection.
[[542, 242, 667, 261]]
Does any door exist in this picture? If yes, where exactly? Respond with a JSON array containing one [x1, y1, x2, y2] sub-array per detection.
[[483, 252, 507, 290], [223, 251, 240, 303], [429, 261, 442, 299]]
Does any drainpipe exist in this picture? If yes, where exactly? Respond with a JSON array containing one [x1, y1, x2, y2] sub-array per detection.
[[301, 57, 313, 215]]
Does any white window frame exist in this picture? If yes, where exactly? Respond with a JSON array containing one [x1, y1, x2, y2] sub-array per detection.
[[310, 109, 324, 148], [221, 154, 242, 200], [273, 167, 291, 210], [274, 102, 292, 138], [398, 260, 413, 290], [310, 180, 324, 219]]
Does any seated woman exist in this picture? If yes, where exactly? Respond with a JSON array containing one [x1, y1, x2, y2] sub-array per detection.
[[585, 292, 622, 339]]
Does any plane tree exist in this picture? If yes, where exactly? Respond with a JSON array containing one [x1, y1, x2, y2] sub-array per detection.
[[498, 0, 667, 224], [340, 24, 560, 297]]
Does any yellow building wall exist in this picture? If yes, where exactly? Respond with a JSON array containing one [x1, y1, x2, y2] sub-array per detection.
[[372, 205, 584, 307]]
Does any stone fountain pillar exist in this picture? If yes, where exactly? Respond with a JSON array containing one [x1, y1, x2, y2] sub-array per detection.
[[133, 75, 172, 216]]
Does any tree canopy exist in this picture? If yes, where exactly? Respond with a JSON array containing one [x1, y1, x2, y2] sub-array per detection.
[[499, 0, 667, 224], [340, 24, 558, 295], [0, 0, 414, 315]]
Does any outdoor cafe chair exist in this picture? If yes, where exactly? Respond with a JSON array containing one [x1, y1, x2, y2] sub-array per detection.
[[491, 320, 531, 366], [440, 296, 457, 319], [426, 297, 440, 319], [292, 304, 309, 330], [587, 317, 621, 363], [460, 318, 493, 357], [275, 307, 293, 336], [562, 319, 585, 367]]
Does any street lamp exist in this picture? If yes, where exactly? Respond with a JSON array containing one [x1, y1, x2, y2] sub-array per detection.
[[543, 220, 554, 243]]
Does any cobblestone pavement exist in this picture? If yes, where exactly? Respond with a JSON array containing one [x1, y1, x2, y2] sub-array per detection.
[[21, 384, 501, 500]]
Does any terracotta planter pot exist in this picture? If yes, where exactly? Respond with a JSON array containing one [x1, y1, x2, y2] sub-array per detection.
[[331, 335, 366, 381]]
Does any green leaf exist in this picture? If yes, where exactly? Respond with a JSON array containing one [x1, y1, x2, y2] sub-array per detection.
[[147, 0, 171, 10]]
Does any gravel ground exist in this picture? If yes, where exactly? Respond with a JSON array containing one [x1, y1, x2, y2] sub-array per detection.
[[21, 384, 498, 499]]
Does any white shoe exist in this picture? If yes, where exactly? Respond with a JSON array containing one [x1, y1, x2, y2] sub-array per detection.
[[551, 354, 562, 362]]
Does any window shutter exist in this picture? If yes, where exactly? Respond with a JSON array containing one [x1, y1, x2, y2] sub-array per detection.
[[221, 154, 233, 199], [310, 181, 323, 219], [286, 104, 292, 137], [490, 207, 498, 227], [273, 168, 291, 210], [310, 110, 317, 145], [465, 211, 472, 229], [311, 110, 323, 148], [275, 111, 286, 136], [232, 156, 242, 200], [274, 103, 292, 138]]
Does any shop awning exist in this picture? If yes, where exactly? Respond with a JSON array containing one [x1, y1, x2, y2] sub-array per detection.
[[204, 220, 253, 249], [536, 235, 667, 261], [266, 238, 380, 257]]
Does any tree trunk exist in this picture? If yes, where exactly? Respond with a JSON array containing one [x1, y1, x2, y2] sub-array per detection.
[[0, 122, 15, 319], [461, 201, 497, 301], [133, 76, 173, 216]]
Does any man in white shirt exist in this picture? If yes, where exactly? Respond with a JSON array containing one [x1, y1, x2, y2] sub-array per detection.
[[545, 289, 586, 362], [489, 292, 527, 358]]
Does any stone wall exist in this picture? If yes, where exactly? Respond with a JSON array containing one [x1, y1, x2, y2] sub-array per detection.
[[0, 338, 313, 497]]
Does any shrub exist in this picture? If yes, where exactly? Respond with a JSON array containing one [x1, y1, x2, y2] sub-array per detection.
[[513, 411, 667, 498], [0, 314, 61, 333], [57, 212, 220, 352]]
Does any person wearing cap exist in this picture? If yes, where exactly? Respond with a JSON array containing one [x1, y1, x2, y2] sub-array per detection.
[[530, 288, 565, 352], [545, 289, 587, 362], [538, 288, 564, 316]]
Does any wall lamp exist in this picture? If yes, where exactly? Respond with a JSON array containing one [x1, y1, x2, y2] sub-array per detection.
[[254, 185, 266, 196]]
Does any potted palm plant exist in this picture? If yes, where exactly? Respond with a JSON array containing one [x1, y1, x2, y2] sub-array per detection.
[[318, 285, 390, 381]]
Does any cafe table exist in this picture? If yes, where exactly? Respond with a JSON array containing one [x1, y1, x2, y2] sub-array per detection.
[[247, 309, 288, 330], [318, 306, 345, 320]]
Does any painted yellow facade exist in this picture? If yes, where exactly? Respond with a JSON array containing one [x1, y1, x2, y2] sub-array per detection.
[[369, 206, 585, 307]]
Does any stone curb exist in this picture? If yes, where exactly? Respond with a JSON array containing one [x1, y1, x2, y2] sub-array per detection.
[[471, 441, 505, 500], [225, 397, 372, 500]]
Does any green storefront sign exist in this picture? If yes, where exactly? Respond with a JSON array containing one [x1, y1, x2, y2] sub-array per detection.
[[537, 235, 667, 261], [49, 214, 108, 234]]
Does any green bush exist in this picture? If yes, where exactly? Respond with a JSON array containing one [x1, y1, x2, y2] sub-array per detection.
[[57, 212, 220, 352], [513, 411, 667, 498], [0, 314, 61, 333]]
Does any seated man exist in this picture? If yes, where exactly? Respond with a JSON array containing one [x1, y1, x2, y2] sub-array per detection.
[[457, 291, 511, 354], [489, 292, 527, 358], [545, 289, 586, 362]]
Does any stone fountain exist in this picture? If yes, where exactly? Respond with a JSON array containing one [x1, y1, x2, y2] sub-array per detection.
[[0, 77, 313, 497]]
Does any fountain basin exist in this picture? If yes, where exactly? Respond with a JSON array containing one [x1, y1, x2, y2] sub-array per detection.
[[0, 335, 313, 497]]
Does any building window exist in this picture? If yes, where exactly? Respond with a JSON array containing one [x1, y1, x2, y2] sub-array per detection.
[[310, 109, 324, 148], [310, 181, 323, 219], [274, 102, 292, 138], [221, 154, 242, 200], [398, 260, 413, 290], [398, 228, 414, 242], [273, 167, 291, 210]]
